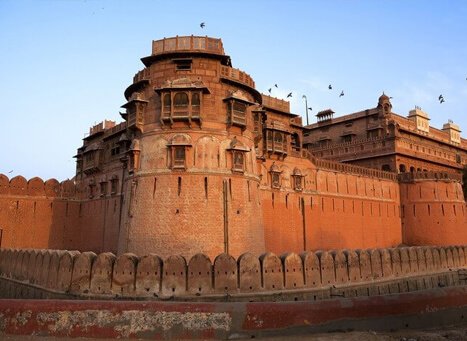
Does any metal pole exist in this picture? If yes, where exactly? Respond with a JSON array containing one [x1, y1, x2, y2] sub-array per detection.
[[302, 95, 309, 126]]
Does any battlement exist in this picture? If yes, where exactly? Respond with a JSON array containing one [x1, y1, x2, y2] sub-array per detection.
[[0, 174, 76, 198], [310, 156, 398, 180], [398, 171, 463, 183], [88, 120, 116, 137], [152, 36, 225, 56], [133, 68, 150, 83], [1, 246, 466, 301], [261, 94, 290, 113], [220, 65, 255, 88]]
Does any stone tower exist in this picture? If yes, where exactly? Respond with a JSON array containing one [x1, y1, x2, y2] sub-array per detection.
[[117, 36, 265, 258]]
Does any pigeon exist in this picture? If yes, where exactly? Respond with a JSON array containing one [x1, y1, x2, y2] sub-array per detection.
[[328, 84, 332, 90], [308, 107, 312, 111], [268, 88, 272, 94], [8, 170, 13, 174], [274, 84, 278, 88], [339, 90, 344, 97], [287, 92, 292, 98], [438, 94, 444, 101], [440, 98, 445, 104], [200, 22, 205, 28]]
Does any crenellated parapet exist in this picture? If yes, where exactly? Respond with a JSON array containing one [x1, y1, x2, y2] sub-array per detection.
[[309, 156, 398, 180], [1, 246, 466, 300], [0, 174, 77, 198], [398, 171, 463, 183]]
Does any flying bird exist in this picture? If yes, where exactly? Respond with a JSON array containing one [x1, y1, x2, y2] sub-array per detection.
[[274, 84, 278, 88], [268, 88, 272, 94], [200, 22, 205, 28], [8, 170, 13, 174], [308, 107, 312, 111], [438, 94, 444, 101], [287, 92, 292, 98], [328, 84, 332, 90], [339, 91, 344, 97], [440, 98, 445, 104]]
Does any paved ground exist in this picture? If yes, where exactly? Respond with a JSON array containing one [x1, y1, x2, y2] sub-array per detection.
[[2, 324, 467, 341]]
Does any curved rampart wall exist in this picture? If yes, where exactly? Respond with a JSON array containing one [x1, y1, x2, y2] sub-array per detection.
[[1, 245, 465, 300], [399, 172, 467, 245]]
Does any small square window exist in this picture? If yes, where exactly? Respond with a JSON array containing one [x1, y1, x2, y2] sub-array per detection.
[[173, 146, 186, 169], [173, 58, 192, 71], [232, 151, 245, 172], [271, 173, 280, 189], [293, 176, 302, 191]]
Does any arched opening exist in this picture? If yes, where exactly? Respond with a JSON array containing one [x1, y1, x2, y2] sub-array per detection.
[[399, 164, 406, 173], [382, 164, 391, 172]]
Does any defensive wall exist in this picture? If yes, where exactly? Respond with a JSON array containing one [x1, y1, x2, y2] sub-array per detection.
[[398, 171, 467, 246], [0, 174, 120, 253], [1, 245, 466, 301], [260, 156, 402, 255], [1, 246, 467, 339], [0, 168, 465, 258]]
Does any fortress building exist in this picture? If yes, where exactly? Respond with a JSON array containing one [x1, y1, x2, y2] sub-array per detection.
[[304, 97, 467, 174], [0, 36, 466, 258]]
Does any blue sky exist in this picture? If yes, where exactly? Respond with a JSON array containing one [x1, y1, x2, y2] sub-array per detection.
[[1, 0, 466, 180]]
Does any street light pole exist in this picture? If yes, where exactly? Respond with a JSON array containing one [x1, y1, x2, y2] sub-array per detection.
[[302, 95, 309, 126]]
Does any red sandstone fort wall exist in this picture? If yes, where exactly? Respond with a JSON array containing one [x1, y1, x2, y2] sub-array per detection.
[[0, 174, 120, 253], [260, 157, 402, 255], [399, 172, 467, 246], [1, 245, 466, 299]]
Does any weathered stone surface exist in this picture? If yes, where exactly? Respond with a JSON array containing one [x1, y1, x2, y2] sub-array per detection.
[[282, 252, 304, 289], [135, 254, 162, 297], [213, 253, 238, 293], [162, 255, 187, 297], [187, 253, 213, 295], [238, 253, 261, 292], [260, 252, 283, 291], [70, 252, 96, 294], [112, 253, 138, 296]]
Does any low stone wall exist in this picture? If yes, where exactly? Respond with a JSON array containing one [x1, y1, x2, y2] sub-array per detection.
[[0, 246, 466, 300]]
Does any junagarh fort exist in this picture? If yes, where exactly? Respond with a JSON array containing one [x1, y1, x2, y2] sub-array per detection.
[[1, 35, 467, 339], [0, 35, 465, 257]]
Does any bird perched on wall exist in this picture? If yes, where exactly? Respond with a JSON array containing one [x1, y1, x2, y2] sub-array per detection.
[[328, 84, 332, 90], [287, 92, 292, 98], [339, 90, 344, 97], [200, 22, 205, 28]]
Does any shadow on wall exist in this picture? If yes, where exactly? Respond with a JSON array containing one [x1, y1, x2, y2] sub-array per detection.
[[0, 245, 465, 299]]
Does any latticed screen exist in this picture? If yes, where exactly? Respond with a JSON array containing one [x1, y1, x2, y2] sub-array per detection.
[[231, 101, 246, 126]]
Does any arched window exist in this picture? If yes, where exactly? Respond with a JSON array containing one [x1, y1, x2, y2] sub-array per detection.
[[163, 94, 171, 114], [174, 92, 189, 107], [410, 166, 415, 173], [192, 93, 200, 107], [399, 164, 406, 173]]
